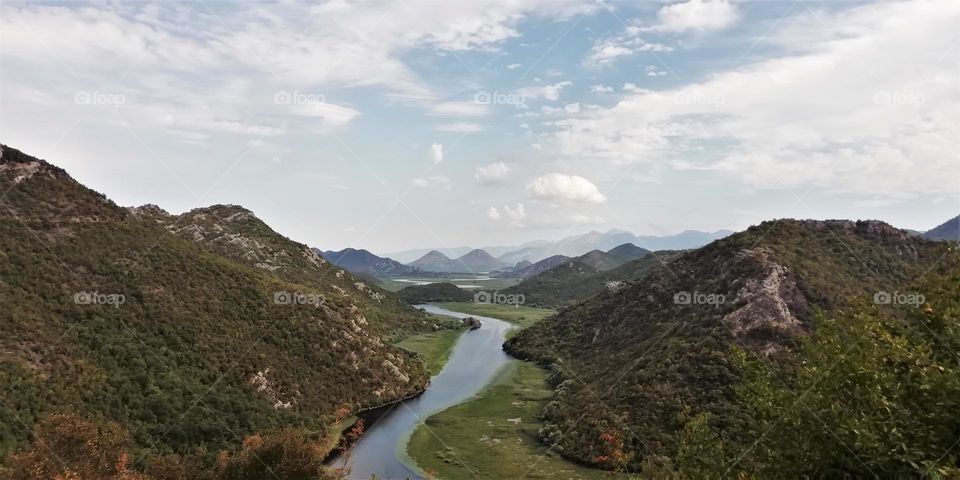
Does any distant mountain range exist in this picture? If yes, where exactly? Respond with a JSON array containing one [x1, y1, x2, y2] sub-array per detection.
[[407, 248, 505, 273], [318, 247, 420, 276], [381, 228, 732, 265], [925, 214, 959, 241]]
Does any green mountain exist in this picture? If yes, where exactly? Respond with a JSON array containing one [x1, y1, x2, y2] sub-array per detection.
[[500, 245, 669, 308], [505, 219, 957, 471], [0, 144, 431, 464]]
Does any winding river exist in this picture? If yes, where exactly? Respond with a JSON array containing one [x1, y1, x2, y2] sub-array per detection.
[[333, 304, 514, 480]]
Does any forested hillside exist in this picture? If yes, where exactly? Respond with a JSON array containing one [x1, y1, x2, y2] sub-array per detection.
[[506, 219, 958, 474], [0, 145, 430, 471]]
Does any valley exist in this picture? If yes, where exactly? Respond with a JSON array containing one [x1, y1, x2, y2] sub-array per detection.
[[1, 142, 957, 479]]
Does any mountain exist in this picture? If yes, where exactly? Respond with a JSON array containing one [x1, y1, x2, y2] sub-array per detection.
[[456, 248, 503, 272], [406, 248, 503, 273], [408, 249, 454, 270], [496, 229, 732, 264], [384, 230, 730, 266], [925, 214, 959, 241], [0, 144, 431, 465], [606, 242, 651, 263], [512, 254, 572, 279], [319, 247, 420, 276], [505, 219, 956, 470], [502, 250, 682, 308]]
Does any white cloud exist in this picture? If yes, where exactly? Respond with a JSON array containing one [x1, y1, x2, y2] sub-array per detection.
[[645, 65, 668, 77], [528, 173, 607, 203], [584, 23, 673, 68], [412, 175, 450, 188], [429, 143, 444, 164], [429, 101, 490, 117], [564, 102, 581, 113], [506, 63, 523, 69], [434, 122, 483, 132], [552, 0, 960, 197], [590, 85, 614, 93], [489, 203, 526, 227], [475, 162, 512, 184], [652, 0, 739, 33], [0, 0, 596, 144], [542, 81, 572, 101]]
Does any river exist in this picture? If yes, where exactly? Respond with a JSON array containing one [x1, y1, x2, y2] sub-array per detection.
[[333, 304, 514, 480]]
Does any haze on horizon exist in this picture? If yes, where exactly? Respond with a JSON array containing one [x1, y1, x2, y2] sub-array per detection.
[[1, 0, 956, 252]]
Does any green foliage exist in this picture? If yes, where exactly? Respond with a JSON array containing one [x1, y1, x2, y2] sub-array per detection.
[[668, 265, 960, 477], [506, 219, 956, 470], [0, 145, 429, 466], [501, 251, 681, 309], [396, 282, 473, 304]]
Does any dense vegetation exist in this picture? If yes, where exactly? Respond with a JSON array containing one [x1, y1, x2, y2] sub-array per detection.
[[396, 282, 474, 304], [0, 145, 431, 470], [501, 251, 682, 308], [506, 219, 958, 473], [663, 267, 960, 477]]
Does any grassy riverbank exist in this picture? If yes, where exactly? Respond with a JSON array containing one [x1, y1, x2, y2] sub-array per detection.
[[396, 329, 466, 376], [407, 361, 626, 479]]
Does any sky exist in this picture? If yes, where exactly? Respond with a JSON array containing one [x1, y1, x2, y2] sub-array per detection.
[[1, 0, 957, 253]]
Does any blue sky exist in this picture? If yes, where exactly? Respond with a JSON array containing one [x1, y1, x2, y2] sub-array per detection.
[[1, 0, 956, 253]]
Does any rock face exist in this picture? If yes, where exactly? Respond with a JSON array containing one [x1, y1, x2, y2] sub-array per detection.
[[505, 218, 954, 469], [722, 248, 810, 354]]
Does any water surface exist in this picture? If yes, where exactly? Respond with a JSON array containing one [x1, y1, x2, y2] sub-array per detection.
[[333, 304, 513, 480]]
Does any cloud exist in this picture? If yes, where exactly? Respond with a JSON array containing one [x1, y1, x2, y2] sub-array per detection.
[[489, 203, 526, 227], [542, 81, 572, 101], [645, 65, 668, 77], [528, 173, 607, 203], [429, 101, 490, 117], [475, 162, 511, 184], [652, 0, 739, 33], [552, 0, 960, 197], [584, 23, 673, 68], [411, 175, 450, 188], [434, 122, 483, 132], [564, 103, 581, 114], [506, 63, 523, 69], [429, 143, 444, 164], [590, 85, 614, 93], [0, 0, 596, 144]]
